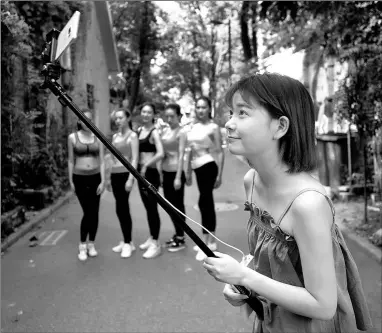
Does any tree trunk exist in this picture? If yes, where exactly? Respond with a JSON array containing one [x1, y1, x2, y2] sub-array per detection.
[[129, 2, 149, 112], [192, 31, 203, 95], [129, 70, 141, 113], [240, 1, 252, 61], [363, 136, 368, 223], [210, 27, 217, 114], [311, 46, 325, 104], [250, 2, 258, 65]]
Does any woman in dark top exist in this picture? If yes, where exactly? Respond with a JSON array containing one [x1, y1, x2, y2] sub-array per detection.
[[68, 110, 105, 261], [137, 103, 164, 259]]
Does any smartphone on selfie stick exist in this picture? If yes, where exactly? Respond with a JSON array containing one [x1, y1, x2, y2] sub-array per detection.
[[39, 11, 264, 320]]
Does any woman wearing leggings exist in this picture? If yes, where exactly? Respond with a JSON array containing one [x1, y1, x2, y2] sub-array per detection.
[[107, 109, 139, 258], [160, 104, 187, 252], [185, 96, 225, 261], [137, 103, 164, 259], [68, 110, 105, 261]]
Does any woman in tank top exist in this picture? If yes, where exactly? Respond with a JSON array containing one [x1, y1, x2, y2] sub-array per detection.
[[185, 96, 225, 261], [68, 109, 105, 261], [106, 109, 139, 259], [136, 102, 164, 259], [160, 103, 187, 252], [203, 73, 372, 333]]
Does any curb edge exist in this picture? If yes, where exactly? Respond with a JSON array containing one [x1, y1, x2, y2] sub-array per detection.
[[1, 191, 74, 252]]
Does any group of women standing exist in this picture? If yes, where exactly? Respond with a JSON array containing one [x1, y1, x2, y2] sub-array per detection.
[[68, 97, 225, 262]]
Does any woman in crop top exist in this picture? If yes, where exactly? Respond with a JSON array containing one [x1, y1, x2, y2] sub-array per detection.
[[160, 103, 187, 252], [136, 102, 164, 259], [185, 96, 225, 261], [106, 109, 139, 259], [68, 110, 105, 261]]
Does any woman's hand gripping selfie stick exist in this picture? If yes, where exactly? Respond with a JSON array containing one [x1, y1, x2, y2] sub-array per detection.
[[39, 26, 264, 321]]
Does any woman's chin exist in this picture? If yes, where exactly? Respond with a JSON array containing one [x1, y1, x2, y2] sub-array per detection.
[[227, 143, 244, 155]]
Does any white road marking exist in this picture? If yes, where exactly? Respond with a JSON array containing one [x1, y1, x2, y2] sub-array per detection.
[[39, 230, 68, 246]]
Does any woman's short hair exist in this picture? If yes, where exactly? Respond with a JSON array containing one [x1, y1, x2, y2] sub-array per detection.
[[225, 73, 317, 173], [165, 103, 181, 116]]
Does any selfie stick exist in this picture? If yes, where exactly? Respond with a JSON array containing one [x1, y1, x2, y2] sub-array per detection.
[[40, 26, 263, 320]]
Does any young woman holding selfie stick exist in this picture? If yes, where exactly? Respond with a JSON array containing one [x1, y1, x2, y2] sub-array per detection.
[[203, 73, 372, 333]]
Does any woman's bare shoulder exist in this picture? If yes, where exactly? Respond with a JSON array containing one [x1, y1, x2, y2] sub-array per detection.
[[129, 131, 138, 139], [68, 132, 76, 142]]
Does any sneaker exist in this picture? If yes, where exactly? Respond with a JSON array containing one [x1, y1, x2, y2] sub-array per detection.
[[142, 241, 161, 259], [139, 237, 154, 251], [121, 243, 135, 258], [78, 243, 88, 261], [165, 235, 177, 247], [193, 242, 217, 252], [208, 242, 217, 251], [195, 248, 207, 261], [87, 242, 98, 257], [167, 237, 186, 252], [112, 241, 124, 253]]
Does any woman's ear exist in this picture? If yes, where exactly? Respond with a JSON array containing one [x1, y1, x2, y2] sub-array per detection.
[[273, 116, 290, 140]]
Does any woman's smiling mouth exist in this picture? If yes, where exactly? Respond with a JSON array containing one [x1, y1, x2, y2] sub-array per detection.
[[227, 136, 240, 141]]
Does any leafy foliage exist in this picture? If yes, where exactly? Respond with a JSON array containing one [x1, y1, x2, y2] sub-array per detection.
[[110, 1, 161, 112], [1, 1, 82, 213]]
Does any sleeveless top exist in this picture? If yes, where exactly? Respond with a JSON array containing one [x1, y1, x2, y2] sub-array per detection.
[[111, 131, 133, 173], [161, 126, 182, 172], [138, 127, 156, 153], [245, 175, 373, 333], [73, 132, 99, 157], [186, 122, 215, 169], [73, 132, 100, 175]]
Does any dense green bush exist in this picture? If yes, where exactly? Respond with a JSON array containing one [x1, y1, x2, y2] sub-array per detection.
[[1, 1, 82, 213]]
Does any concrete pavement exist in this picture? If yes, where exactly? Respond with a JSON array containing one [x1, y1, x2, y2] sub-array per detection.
[[1, 152, 381, 332]]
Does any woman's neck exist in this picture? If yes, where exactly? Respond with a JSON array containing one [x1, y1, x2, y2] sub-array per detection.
[[142, 123, 153, 129], [170, 124, 179, 130], [247, 151, 290, 190], [120, 126, 130, 135], [79, 129, 92, 136], [197, 118, 209, 125]]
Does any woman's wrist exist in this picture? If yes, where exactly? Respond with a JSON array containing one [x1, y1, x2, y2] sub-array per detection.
[[240, 266, 259, 293]]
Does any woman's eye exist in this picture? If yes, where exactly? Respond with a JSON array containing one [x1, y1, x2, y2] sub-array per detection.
[[228, 111, 233, 119], [238, 110, 247, 116]]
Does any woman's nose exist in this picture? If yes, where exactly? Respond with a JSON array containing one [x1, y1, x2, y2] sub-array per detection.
[[225, 117, 235, 131]]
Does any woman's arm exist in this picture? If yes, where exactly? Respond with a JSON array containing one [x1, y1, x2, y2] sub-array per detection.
[[212, 124, 225, 187], [142, 129, 164, 169], [175, 130, 187, 181], [99, 142, 105, 184], [239, 193, 337, 320], [67, 134, 75, 189], [127, 132, 139, 184], [105, 134, 116, 183]]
